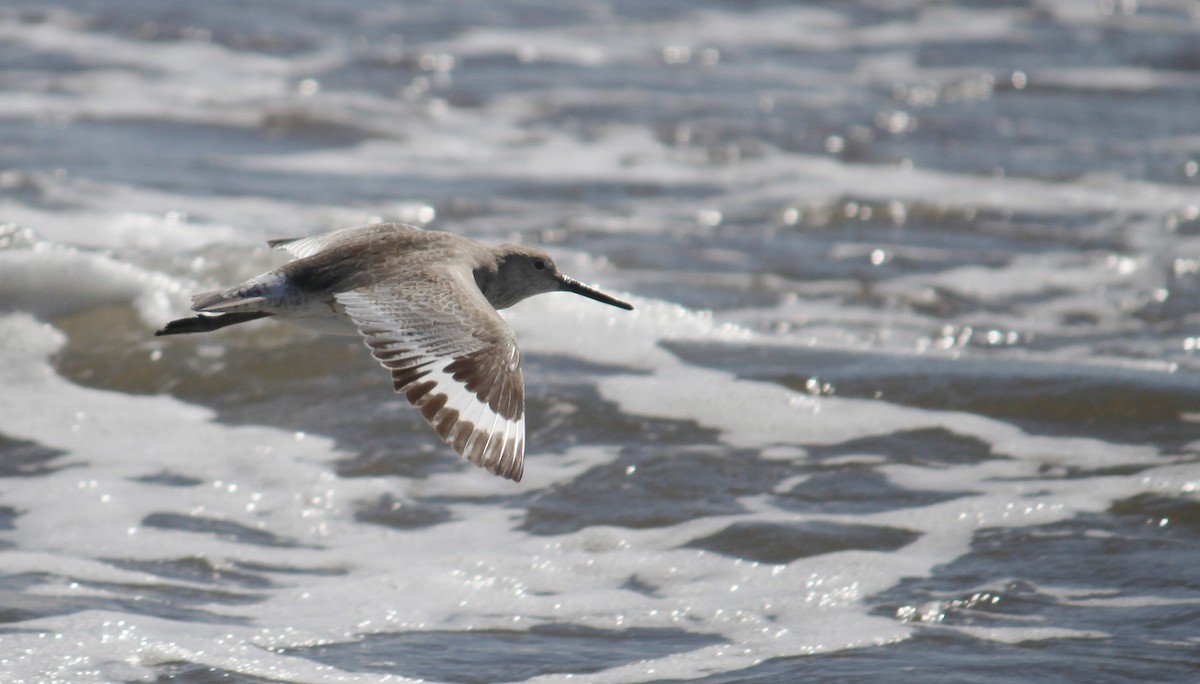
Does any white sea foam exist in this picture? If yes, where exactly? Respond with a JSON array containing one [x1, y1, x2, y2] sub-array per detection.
[[0, 12, 290, 124], [0, 176, 388, 250], [3, 1, 1198, 680], [2, 166, 1194, 684], [0, 237, 177, 323], [0, 252, 1176, 672], [11, 277, 1169, 681]]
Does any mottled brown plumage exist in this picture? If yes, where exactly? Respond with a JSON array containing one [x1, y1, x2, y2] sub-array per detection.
[[156, 222, 633, 481]]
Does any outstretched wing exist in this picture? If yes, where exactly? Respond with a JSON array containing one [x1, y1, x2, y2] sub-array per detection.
[[269, 222, 420, 259], [335, 267, 525, 481]]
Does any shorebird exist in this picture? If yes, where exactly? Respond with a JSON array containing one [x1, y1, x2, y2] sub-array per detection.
[[156, 222, 633, 481]]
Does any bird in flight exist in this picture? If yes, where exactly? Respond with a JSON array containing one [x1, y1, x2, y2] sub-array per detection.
[[156, 222, 633, 481]]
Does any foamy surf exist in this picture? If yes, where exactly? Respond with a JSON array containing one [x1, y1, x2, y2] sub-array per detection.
[[3, 1, 1200, 682]]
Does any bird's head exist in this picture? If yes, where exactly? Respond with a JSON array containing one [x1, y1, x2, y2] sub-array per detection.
[[480, 245, 634, 311]]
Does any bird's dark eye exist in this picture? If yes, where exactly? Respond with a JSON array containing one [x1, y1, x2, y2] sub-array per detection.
[[533, 259, 546, 270]]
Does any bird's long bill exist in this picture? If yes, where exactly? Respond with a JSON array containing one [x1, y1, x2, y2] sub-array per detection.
[[557, 274, 634, 310]]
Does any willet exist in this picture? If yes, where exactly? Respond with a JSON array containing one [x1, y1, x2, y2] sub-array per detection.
[[156, 222, 633, 481]]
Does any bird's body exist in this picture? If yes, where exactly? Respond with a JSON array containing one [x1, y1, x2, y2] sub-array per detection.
[[157, 222, 633, 481]]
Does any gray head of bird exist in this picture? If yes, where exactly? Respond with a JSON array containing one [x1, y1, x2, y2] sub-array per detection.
[[477, 245, 634, 311]]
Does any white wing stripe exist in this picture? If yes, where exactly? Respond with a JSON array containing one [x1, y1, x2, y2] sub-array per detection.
[[404, 360, 522, 478], [336, 282, 526, 481]]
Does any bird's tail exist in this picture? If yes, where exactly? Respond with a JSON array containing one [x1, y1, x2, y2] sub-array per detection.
[[155, 311, 273, 336]]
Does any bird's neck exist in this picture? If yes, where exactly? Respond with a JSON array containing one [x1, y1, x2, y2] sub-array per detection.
[[473, 264, 517, 309]]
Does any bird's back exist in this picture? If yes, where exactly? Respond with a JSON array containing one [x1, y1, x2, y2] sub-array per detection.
[[188, 224, 470, 309], [280, 224, 489, 296]]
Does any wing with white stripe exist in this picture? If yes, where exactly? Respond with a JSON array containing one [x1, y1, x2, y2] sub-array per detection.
[[336, 270, 526, 481]]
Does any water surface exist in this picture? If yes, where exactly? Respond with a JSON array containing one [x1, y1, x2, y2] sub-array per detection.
[[2, 2, 1199, 682]]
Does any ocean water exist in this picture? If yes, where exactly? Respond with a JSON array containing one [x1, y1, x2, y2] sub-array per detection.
[[2, 1, 1200, 682]]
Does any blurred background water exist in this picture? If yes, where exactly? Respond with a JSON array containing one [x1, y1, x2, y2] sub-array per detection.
[[2, 1, 1200, 682]]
